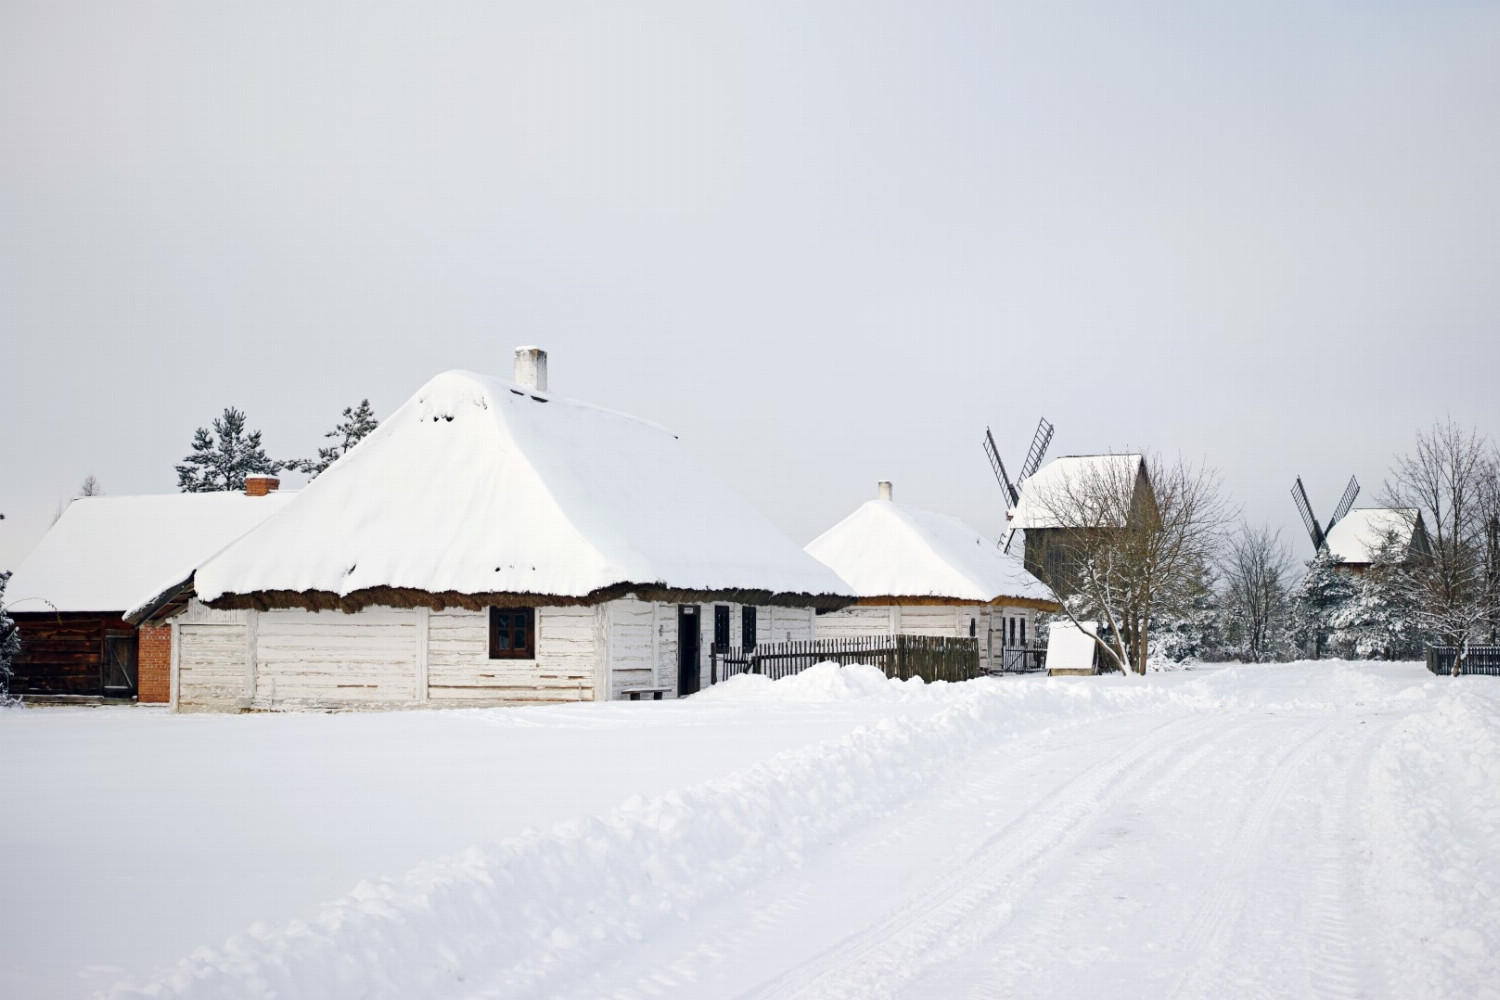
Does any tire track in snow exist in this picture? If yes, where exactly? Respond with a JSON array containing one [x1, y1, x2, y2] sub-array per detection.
[[738, 713, 1223, 1000], [917, 713, 1270, 1000], [1163, 720, 1338, 1000]]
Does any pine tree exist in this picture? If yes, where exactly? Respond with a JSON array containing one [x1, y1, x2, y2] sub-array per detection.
[[175, 407, 282, 492], [1289, 549, 1359, 659], [1334, 532, 1422, 659], [0, 571, 21, 693], [289, 399, 378, 479]]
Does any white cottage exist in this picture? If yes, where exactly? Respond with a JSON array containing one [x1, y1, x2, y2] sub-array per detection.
[[137, 349, 852, 711], [805, 482, 1061, 673]]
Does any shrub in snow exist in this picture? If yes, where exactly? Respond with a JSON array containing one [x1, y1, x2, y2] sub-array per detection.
[[176, 407, 283, 492], [0, 571, 20, 694]]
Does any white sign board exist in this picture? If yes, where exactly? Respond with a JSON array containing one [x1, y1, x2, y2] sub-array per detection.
[[1047, 621, 1099, 673]]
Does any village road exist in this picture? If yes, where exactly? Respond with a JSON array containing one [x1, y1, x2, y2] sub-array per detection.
[[537, 692, 1399, 1000]]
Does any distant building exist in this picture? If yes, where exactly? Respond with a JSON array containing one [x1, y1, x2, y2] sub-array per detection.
[[4, 481, 291, 699], [806, 482, 1061, 673], [1007, 454, 1155, 589], [1323, 507, 1432, 573]]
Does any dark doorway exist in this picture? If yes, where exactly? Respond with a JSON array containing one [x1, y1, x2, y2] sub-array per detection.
[[678, 605, 701, 697], [101, 631, 138, 698]]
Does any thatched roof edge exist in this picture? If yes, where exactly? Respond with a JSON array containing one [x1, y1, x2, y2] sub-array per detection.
[[202, 582, 854, 614]]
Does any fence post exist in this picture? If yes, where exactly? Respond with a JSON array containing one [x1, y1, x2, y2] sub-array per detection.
[[711, 644, 718, 686]]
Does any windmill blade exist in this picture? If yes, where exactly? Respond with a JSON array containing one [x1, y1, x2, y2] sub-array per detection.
[[1017, 417, 1054, 482], [1327, 475, 1360, 531], [1000, 526, 1019, 553], [1291, 477, 1325, 551], [984, 427, 1019, 506]]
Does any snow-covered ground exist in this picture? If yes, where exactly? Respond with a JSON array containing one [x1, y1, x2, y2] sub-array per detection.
[[2, 662, 1496, 999]]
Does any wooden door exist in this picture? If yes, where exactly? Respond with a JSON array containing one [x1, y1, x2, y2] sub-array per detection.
[[677, 606, 700, 697], [101, 631, 138, 697]]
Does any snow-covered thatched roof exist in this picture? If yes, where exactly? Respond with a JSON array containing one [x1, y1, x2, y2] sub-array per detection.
[[192, 370, 852, 611], [1325, 508, 1426, 566], [1008, 454, 1147, 531], [805, 497, 1060, 609], [4, 492, 295, 614]]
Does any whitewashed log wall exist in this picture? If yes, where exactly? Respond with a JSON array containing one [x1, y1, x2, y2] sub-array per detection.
[[171, 596, 829, 709]]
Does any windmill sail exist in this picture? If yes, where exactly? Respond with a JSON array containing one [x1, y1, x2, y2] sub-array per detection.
[[1291, 477, 1325, 552], [1017, 418, 1054, 483], [1327, 475, 1360, 531], [984, 428, 1019, 506]]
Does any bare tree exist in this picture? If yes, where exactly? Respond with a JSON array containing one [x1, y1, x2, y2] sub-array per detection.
[[1026, 453, 1233, 674], [78, 474, 103, 497], [1382, 419, 1499, 674], [1222, 523, 1294, 662]]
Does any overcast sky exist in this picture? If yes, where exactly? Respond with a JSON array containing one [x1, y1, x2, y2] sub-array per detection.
[[3, 2, 1497, 573]]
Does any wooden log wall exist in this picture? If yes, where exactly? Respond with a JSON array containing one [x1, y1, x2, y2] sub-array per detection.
[[8, 612, 132, 696]]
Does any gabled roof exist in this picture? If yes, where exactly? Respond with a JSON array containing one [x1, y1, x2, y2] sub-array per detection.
[[3, 493, 295, 614], [193, 370, 851, 608], [1008, 454, 1146, 531], [805, 498, 1060, 608], [1325, 507, 1425, 565]]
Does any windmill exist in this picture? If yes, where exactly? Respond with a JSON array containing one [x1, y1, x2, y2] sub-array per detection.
[[1290, 474, 1360, 554], [984, 418, 1054, 553]]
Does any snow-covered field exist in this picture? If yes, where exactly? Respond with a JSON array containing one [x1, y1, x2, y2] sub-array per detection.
[[2, 662, 1496, 999]]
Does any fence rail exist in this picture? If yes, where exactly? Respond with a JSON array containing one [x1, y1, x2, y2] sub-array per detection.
[[1425, 645, 1500, 676], [993, 647, 1048, 674], [711, 634, 980, 685]]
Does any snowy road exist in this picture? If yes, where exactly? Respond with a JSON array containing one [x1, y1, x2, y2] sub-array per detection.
[[5, 662, 1497, 999]]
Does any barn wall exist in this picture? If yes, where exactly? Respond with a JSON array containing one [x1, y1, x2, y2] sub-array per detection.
[[9, 612, 132, 697]]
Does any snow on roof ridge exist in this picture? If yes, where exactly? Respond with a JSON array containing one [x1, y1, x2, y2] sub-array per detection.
[[432, 369, 681, 439], [193, 368, 849, 603], [807, 498, 1056, 605]]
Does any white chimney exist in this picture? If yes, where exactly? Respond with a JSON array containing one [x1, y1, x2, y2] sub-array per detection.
[[514, 346, 548, 392], [878, 480, 893, 501]]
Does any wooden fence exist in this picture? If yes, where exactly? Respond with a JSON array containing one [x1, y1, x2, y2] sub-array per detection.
[[710, 634, 981, 685], [1425, 645, 1500, 676]]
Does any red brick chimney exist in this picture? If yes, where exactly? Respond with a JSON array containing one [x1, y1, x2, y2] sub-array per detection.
[[244, 475, 280, 497]]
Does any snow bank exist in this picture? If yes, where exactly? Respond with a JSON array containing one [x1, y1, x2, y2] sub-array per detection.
[[693, 662, 929, 703], [1364, 679, 1500, 999]]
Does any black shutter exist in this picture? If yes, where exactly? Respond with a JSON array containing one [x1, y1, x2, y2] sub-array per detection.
[[714, 605, 731, 651], [742, 606, 757, 650]]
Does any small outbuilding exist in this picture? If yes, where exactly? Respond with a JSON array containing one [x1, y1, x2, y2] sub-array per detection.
[[805, 482, 1061, 672], [4, 483, 293, 699], [139, 348, 853, 711]]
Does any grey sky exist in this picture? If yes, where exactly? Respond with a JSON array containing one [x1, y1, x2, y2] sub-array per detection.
[[3, 2, 1497, 573]]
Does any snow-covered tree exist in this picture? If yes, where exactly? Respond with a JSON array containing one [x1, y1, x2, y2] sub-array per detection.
[[0, 571, 21, 694], [1332, 531, 1422, 659], [1289, 548, 1358, 659], [1150, 559, 1225, 664], [176, 407, 283, 492], [288, 399, 378, 479], [1383, 420, 1499, 673], [1220, 523, 1295, 663]]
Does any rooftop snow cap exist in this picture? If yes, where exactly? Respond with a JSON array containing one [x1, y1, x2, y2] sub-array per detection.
[[878, 481, 893, 501], [244, 476, 280, 497], [514, 346, 548, 392]]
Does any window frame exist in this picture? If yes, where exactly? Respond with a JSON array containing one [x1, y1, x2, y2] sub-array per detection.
[[488, 606, 536, 660]]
